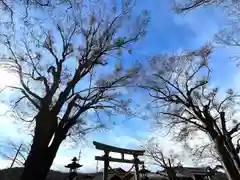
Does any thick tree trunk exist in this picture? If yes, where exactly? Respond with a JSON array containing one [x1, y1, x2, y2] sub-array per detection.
[[20, 130, 64, 180], [20, 139, 63, 180], [166, 168, 177, 180], [20, 144, 51, 180], [224, 136, 240, 170], [211, 133, 240, 180]]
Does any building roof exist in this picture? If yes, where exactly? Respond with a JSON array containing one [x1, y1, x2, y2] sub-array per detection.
[[92, 168, 134, 180], [108, 168, 127, 174], [89, 166, 228, 180], [177, 167, 209, 173], [159, 167, 228, 180]]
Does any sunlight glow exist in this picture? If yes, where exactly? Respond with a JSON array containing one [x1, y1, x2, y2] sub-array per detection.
[[0, 70, 18, 89]]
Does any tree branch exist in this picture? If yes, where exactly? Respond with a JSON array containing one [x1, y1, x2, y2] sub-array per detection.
[[229, 123, 240, 136], [7, 86, 40, 109]]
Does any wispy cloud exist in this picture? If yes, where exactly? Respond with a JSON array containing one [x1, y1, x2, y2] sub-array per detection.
[[0, 0, 239, 173]]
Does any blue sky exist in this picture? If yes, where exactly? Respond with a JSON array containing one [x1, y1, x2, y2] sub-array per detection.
[[0, 0, 239, 173]]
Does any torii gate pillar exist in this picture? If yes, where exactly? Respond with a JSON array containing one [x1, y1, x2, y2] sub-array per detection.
[[103, 151, 109, 180], [93, 141, 145, 180], [134, 154, 140, 180]]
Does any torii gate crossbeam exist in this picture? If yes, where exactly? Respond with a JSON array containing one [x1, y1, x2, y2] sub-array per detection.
[[93, 141, 145, 180]]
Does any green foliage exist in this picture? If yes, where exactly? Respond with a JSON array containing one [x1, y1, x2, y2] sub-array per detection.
[[90, 14, 96, 25], [199, 79, 208, 85], [115, 37, 126, 48], [115, 63, 121, 72]]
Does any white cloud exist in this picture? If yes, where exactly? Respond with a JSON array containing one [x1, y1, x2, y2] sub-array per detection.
[[234, 71, 240, 92], [0, 71, 19, 89], [145, 131, 196, 166], [51, 134, 148, 173], [173, 5, 226, 48], [52, 146, 136, 173], [0, 104, 19, 137], [0, 159, 12, 169], [0, 103, 30, 142], [0, 1, 237, 175]]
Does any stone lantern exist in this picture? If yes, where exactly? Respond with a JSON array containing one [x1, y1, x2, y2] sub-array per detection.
[[139, 165, 150, 180], [65, 157, 83, 180]]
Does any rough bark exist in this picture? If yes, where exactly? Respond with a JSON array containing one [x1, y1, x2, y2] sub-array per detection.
[[20, 136, 63, 180], [139, 47, 240, 180], [166, 167, 178, 180], [20, 114, 64, 180], [220, 112, 240, 170], [21, 144, 49, 180], [209, 129, 240, 180], [224, 136, 240, 170]]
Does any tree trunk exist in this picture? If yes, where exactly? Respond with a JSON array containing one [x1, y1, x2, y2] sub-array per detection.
[[20, 144, 51, 180], [224, 136, 240, 170], [166, 167, 177, 180], [20, 131, 64, 180], [211, 133, 240, 180]]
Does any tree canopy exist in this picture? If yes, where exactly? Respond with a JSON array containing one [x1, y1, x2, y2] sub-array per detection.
[[0, 1, 149, 180]]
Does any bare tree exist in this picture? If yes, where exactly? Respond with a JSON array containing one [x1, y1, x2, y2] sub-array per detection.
[[190, 141, 221, 165], [0, 0, 73, 24], [171, 0, 240, 64], [172, 0, 222, 13], [137, 45, 240, 180], [143, 139, 181, 180], [0, 1, 149, 180], [0, 140, 29, 167]]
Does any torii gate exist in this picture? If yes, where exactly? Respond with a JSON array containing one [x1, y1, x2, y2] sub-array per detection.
[[93, 141, 145, 180]]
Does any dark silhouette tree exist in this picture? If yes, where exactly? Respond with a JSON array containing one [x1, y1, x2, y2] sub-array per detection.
[[0, 1, 149, 180], [172, 0, 240, 13], [0, 0, 72, 24], [172, 0, 220, 13], [137, 45, 240, 180], [143, 138, 181, 180], [172, 0, 240, 67], [0, 140, 29, 167]]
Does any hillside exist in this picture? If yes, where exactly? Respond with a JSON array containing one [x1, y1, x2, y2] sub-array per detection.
[[0, 167, 97, 180], [0, 167, 228, 180]]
